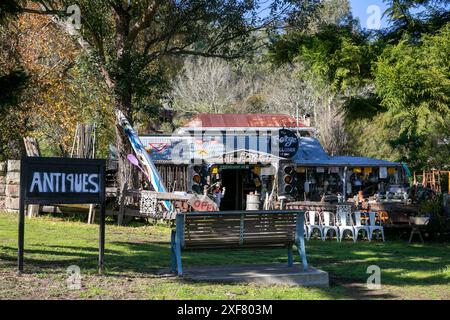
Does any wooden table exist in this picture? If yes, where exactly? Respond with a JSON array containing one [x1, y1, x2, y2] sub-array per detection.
[[285, 201, 354, 213]]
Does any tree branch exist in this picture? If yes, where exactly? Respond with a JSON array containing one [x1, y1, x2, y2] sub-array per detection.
[[21, 7, 64, 16], [127, 0, 162, 44], [165, 48, 244, 60]]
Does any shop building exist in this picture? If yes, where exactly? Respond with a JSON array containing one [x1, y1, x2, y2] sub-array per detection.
[[140, 114, 406, 210]]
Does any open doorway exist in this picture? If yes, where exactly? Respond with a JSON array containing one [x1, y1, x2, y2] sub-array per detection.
[[220, 169, 245, 211], [218, 166, 263, 211]]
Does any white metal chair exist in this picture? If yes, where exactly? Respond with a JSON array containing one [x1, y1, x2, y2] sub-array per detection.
[[354, 211, 371, 241], [305, 211, 324, 240], [367, 212, 385, 242], [336, 205, 356, 242], [322, 211, 339, 241]]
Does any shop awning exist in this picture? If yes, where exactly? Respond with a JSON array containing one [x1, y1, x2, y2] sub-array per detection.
[[291, 137, 400, 167], [140, 134, 400, 167], [291, 137, 331, 163], [325, 156, 400, 167]]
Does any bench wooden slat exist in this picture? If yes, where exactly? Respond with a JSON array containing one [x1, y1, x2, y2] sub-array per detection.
[[187, 226, 296, 231], [184, 213, 298, 248], [186, 233, 294, 239]]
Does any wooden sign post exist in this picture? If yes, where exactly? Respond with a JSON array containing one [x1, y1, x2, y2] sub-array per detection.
[[18, 157, 106, 274]]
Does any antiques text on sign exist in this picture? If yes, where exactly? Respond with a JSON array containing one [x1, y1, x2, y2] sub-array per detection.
[[21, 157, 105, 205], [18, 157, 106, 274]]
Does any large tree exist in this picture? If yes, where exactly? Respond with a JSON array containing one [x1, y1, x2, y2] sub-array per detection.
[[0, 7, 29, 160], [9, 0, 301, 189], [267, 0, 357, 155], [373, 23, 450, 170], [383, 0, 450, 42]]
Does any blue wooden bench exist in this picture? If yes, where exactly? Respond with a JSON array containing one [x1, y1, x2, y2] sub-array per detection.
[[170, 210, 308, 276]]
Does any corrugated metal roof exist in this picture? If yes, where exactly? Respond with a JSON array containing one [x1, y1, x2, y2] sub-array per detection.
[[182, 114, 306, 128]]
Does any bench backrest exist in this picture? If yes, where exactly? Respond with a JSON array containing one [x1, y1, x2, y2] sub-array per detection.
[[178, 211, 303, 249]]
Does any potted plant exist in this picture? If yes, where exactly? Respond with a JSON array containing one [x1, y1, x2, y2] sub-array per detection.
[[412, 198, 442, 225]]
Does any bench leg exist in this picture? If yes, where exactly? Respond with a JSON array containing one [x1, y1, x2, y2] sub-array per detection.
[[296, 213, 308, 270], [287, 245, 293, 267], [173, 214, 185, 276], [175, 228, 183, 276], [175, 240, 183, 276], [297, 237, 308, 270], [170, 230, 176, 273]]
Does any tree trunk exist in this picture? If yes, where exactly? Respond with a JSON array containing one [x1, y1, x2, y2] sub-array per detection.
[[7, 138, 26, 160], [114, 93, 139, 194]]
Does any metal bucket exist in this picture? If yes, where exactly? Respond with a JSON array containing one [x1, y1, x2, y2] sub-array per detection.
[[246, 194, 260, 210]]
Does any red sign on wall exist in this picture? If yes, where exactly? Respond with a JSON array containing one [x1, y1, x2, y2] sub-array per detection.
[[188, 195, 218, 212]]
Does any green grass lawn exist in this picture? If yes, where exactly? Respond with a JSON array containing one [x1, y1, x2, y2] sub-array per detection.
[[0, 212, 449, 300]]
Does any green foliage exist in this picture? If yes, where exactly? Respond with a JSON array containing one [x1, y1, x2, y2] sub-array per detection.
[[343, 93, 385, 121], [346, 113, 399, 161], [270, 25, 376, 94], [375, 27, 450, 132], [33, 52, 116, 158], [1, 213, 450, 299], [373, 23, 450, 170], [383, 0, 450, 42], [269, 0, 449, 171], [285, 0, 352, 33], [419, 199, 442, 216]]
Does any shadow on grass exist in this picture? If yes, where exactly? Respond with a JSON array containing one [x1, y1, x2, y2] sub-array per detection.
[[1, 234, 449, 299], [3, 240, 450, 280]]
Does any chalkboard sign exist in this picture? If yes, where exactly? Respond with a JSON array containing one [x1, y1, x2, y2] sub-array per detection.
[[279, 129, 299, 158], [18, 157, 106, 274], [21, 157, 105, 204]]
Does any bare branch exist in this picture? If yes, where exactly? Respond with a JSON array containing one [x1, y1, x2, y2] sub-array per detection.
[[171, 57, 248, 114]]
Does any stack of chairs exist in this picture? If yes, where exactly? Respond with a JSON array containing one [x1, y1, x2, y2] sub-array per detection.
[[305, 211, 324, 240], [367, 211, 385, 241], [322, 211, 339, 241], [304, 207, 385, 242]]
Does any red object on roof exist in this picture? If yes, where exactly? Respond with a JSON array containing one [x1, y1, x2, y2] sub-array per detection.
[[182, 114, 306, 128]]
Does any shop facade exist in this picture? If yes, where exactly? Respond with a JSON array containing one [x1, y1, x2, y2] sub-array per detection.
[[140, 114, 406, 210]]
